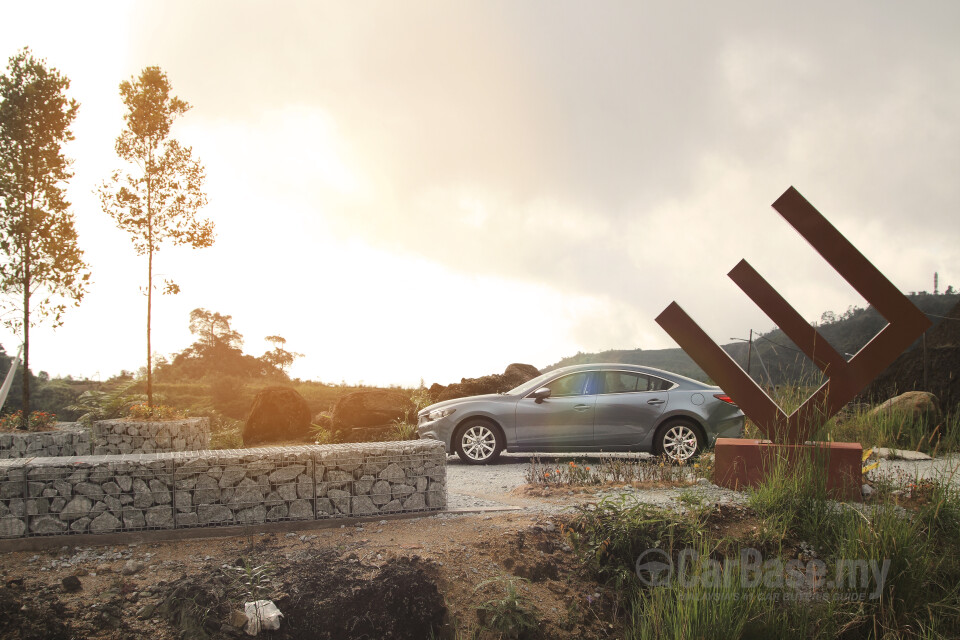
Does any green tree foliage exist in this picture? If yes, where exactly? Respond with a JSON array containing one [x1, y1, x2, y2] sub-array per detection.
[[157, 308, 283, 381], [0, 48, 89, 420], [189, 308, 243, 350], [99, 66, 214, 407], [178, 307, 250, 375], [261, 334, 303, 374]]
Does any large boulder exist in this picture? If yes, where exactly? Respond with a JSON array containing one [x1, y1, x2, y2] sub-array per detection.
[[331, 390, 415, 433], [869, 391, 941, 423], [433, 363, 540, 402], [503, 363, 541, 385], [243, 386, 312, 445]]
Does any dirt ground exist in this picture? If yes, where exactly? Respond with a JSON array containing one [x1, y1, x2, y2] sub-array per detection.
[[1, 450, 948, 640], [0, 503, 631, 640]]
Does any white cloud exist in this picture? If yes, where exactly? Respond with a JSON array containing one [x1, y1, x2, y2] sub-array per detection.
[[0, 1, 957, 387]]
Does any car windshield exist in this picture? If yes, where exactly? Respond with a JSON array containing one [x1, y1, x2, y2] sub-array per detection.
[[506, 370, 558, 396]]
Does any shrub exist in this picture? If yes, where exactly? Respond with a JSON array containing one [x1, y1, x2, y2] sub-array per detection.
[[746, 450, 835, 549], [824, 403, 960, 454], [474, 576, 539, 639], [66, 382, 148, 424], [525, 454, 705, 487], [564, 437, 960, 639], [208, 412, 244, 449], [0, 410, 57, 432], [565, 496, 708, 591], [127, 404, 185, 421], [310, 423, 339, 446]]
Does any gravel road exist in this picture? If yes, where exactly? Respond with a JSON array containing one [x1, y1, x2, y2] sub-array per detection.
[[444, 451, 960, 514], [444, 451, 744, 513]]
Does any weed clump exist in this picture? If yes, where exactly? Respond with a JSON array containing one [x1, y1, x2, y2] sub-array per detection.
[[564, 450, 960, 639]]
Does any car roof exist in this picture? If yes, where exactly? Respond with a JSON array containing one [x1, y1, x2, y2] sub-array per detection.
[[545, 363, 714, 389]]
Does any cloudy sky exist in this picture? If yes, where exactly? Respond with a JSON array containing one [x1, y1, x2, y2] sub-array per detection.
[[0, 1, 957, 387]]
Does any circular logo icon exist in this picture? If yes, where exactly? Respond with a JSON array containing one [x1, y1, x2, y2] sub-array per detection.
[[636, 549, 673, 587]]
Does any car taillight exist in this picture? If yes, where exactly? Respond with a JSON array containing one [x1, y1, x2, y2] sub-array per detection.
[[714, 394, 737, 406]]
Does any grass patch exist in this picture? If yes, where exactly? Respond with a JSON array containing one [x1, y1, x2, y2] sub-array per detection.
[[744, 383, 960, 455], [207, 413, 243, 449], [565, 450, 960, 639], [525, 454, 710, 488], [746, 450, 838, 551], [565, 496, 709, 594], [474, 576, 540, 639], [823, 405, 960, 455], [310, 422, 339, 445]]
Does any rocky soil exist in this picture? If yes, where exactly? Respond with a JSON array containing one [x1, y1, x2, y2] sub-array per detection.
[[1, 452, 957, 639], [0, 509, 624, 640]]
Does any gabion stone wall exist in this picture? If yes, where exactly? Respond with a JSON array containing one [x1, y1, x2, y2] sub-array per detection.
[[0, 440, 446, 539], [92, 418, 210, 455], [0, 425, 91, 459]]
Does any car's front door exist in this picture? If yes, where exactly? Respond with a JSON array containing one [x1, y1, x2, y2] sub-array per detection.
[[593, 371, 670, 447], [514, 371, 598, 450]]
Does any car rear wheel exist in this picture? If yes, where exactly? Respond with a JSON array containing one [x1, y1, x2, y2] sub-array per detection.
[[453, 420, 504, 464], [655, 419, 703, 463]]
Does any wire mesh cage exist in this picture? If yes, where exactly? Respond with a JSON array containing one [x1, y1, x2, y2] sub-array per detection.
[[0, 439, 447, 539]]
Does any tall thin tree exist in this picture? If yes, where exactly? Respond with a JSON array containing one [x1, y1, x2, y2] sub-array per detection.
[[262, 335, 303, 375], [0, 48, 89, 423], [100, 67, 214, 406]]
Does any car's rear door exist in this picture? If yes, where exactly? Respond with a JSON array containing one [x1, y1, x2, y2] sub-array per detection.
[[514, 371, 598, 450], [593, 371, 669, 447]]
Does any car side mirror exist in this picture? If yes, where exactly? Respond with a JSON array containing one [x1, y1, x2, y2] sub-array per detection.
[[531, 387, 551, 404]]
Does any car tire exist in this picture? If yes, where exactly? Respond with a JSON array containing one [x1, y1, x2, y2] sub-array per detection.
[[654, 419, 704, 463], [453, 419, 504, 465]]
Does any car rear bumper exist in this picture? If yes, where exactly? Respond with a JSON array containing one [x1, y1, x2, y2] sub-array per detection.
[[708, 415, 745, 445]]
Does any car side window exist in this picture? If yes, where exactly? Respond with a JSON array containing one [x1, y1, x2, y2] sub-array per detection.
[[600, 372, 674, 394], [645, 375, 672, 391], [546, 372, 593, 397], [601, 372, 640, 394]]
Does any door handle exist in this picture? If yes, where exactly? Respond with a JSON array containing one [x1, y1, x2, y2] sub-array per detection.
[[574, 404, 591, 411], [647, 399, 665, 405]]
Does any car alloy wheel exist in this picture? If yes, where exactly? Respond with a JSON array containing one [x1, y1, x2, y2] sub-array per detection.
[[455, 421, 502, 464], [660, 422, 701, 462]]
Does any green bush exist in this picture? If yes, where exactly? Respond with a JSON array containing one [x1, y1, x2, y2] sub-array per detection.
[[474, 576, 540, 640], [823, 404, 959, 455], [207, 413, 244, 450], [127, 404, 185, 420], [0, 410, 58, 432], [567, 450, 960, 639]]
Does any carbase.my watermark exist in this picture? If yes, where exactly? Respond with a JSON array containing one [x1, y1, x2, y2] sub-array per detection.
[[635, 547, 890, 600]]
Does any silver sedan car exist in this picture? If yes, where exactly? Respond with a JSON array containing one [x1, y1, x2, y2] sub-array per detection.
[[417, 363, 744, 464]]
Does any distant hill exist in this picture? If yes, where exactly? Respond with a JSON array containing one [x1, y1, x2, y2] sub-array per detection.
[[862, 298, 960, 411], [544, 294, 960, 389]]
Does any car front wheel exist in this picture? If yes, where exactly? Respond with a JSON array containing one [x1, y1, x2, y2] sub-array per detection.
[[655, 420, 703, 463], [453, 420, 503, 464]]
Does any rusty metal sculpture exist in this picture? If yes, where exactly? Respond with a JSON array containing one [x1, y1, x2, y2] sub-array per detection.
[[656, 186, 931, 444]]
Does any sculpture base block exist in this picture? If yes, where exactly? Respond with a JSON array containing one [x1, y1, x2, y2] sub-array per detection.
[[713, 438, 862, 501]]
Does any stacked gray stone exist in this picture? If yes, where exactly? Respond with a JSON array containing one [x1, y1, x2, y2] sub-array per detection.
[[92, 418, 210, 455], [0, 454, 170, 537], [173, 447, 318, 527], [0, 425, 91, 459], [0, 453, 175, 537], [0, 459, 28, 537], [0, 440, 445, 539], [313, 442, 446, 517]]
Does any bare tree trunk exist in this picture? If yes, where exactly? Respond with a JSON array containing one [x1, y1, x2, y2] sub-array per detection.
[[20, 220, 30, 429], [147, 239, 153, 407], [146, 171, 153, 408]]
